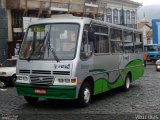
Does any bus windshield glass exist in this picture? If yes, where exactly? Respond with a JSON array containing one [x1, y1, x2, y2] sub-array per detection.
[[145, 45, 160, 52], [19, 23, 79, 60]]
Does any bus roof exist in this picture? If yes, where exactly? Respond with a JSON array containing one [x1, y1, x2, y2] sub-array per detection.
[[28, 16, 90, 26], [91, 19, 142, 32], [28, 15, 142, 33]]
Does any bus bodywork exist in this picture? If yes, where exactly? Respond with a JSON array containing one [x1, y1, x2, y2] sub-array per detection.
[[16, 16, 144, 106]]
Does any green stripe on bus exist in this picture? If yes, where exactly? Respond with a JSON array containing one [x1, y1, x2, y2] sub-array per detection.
[[93, 59, 144, 95], [94, 77, 124, 95], [89, 69, 106, 72], [16, 83, 77, 100]]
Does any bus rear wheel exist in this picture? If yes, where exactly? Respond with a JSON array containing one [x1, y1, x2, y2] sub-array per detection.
[[123, 74, 131, 91], [24, 96, 38, 104], [78, 82, 91, 107]]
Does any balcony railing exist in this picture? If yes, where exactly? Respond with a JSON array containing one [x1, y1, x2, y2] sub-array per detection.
[[6, 0, 105, 16]]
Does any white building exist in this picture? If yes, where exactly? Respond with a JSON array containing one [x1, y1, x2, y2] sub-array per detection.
[[138, 18, 153, 45], [103, 0, 141, 28]]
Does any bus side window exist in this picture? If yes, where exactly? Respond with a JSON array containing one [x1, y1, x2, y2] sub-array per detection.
[[123, 30, 134, 53], [134, 33, 143, 53], [80, 31, 93, 60], [110, 28, 123, 53]]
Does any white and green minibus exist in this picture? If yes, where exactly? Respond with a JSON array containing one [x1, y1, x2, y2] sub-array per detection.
[[16, 16, 144, 106]]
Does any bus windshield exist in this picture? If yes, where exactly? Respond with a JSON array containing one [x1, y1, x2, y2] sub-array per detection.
[[145, 45, 160, 52], [19, 23, 79, 60]]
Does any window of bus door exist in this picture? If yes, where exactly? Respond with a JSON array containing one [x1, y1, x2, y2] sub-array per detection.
[[110, 28, 123, 53], [134, 33, 143, 53], [80, 30, 93, 60], [123, 30, 134, 53]]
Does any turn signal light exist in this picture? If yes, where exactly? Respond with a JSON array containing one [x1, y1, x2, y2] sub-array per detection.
[[71, 79, 76, 83]]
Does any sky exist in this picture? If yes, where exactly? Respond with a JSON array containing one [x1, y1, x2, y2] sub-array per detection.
[[132, 0, 160, 6]]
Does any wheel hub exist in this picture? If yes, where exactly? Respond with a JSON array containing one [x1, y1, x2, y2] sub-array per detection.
[[126, 78, 130, 89], [84, 88, 90, 103]]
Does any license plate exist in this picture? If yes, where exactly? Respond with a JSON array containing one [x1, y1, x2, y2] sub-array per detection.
[[34, 89, 46, 94]]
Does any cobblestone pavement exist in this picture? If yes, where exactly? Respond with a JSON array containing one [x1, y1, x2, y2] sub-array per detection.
[[0, 65, 160, 120]]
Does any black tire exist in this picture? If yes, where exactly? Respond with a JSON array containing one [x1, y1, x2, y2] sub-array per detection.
[[0, 81, 6, 88], [78, 82, 91, 107], [123, 74, 131, 91], [24, 96, 38, 104], [11, 75, 17, 87]]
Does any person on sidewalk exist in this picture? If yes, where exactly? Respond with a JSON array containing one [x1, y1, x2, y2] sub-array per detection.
[[144, 52, 147, 67]]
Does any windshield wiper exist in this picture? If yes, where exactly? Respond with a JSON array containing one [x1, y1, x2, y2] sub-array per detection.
[[49, 47, 60, 62], [27, 32, 49, 61], [47, 31, 60, 62], [27, 41, 35, 61]]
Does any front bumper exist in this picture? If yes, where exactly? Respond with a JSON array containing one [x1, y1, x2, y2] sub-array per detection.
[[16, 83, 77, 100], [147, 56, 160, 61]]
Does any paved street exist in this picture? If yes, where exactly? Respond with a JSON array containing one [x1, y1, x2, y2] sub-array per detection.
[[0, 65, 160, 120]]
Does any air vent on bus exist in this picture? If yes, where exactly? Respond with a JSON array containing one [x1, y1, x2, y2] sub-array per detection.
[[53, 71, 70, 75], [32, 70, 51, 75], [30, 75, 53, 85], [19, 69, 30, 74]]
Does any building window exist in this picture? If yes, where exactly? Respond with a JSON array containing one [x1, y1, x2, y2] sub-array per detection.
[[85, 0, 97, 4], [113, 9, 118, 24], [131, 11, 135, 24], [119, 9, 125, 25], [126, 10, 130, 25], [12, 10, 23, 28], [12, 10, 23, 41], [106, 8, 112, 23]]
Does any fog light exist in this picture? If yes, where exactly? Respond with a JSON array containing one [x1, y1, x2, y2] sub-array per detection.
[[2, 72, 6, 75], [23, 76, 28, 81], [59, 79, 64, 83], [17, 76, 23, 80], [65, 79, 70, 83]]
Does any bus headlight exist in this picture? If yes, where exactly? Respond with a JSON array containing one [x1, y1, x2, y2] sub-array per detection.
[[54, 77, 77, 85], [0, 72, 6, 75], [16, 75, 30, 84]]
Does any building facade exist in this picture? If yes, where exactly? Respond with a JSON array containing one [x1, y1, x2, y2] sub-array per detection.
[[104, 0, 141, 28], [4, 0, 141, 59], [0, 0, 7, 64], [137, 18, 153, 45]]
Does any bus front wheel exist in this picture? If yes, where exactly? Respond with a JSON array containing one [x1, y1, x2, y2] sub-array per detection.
[[24, 96, 38, 104], [78, 82, 91, 107]]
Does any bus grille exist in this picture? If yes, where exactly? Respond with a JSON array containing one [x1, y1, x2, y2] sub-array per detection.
[[53, 71, 70, 75], [19, 70, 70, 75], [30, 75, 54, 85], [32, 70, 51, 75], [19, 69, 30, 74]]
